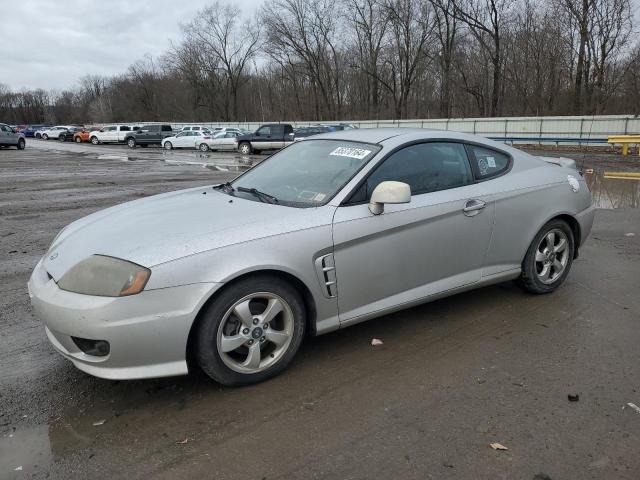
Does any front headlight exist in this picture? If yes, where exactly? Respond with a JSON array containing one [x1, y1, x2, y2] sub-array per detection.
[[58, 255, 151, 297]]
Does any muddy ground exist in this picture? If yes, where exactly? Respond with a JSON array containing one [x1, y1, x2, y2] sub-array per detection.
[[1, 143, 639, 479]]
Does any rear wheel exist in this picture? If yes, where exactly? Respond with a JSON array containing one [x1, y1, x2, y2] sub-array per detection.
[[127, 138, 136, 148], [75, 136, 82, 143], [199, 143, 209, 152], [58, 134, 66, 142], [195, 275, 306, 386], [239, 142, 251, 155], [42, 134, 49, 140], [17, 138, 25, 150], [518, 219, 575, 294]]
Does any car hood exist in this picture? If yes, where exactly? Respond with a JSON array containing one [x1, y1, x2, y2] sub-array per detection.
[[43, 187, 334, 280]]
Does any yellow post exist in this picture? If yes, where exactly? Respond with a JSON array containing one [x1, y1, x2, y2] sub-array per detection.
[[622, 144, 629, 156]]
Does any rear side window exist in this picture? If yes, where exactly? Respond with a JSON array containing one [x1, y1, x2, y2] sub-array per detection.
[[365, 142, 473, 198], [468, 145, 510, 179], [162, 125, 173, 132]]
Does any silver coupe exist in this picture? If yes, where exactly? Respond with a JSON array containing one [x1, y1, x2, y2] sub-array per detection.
[[28, 129, 594, 386]]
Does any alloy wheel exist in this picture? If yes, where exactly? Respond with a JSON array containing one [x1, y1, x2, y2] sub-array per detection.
[[535, 229, 569, 284], [216, 292, 294, 374]]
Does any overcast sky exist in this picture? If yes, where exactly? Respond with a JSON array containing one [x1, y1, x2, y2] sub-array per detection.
[[0, 0, 260, 91]]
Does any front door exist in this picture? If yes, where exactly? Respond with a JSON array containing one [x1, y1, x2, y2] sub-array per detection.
[[254, 125, 273, 150], [332, 142, 495, 323]]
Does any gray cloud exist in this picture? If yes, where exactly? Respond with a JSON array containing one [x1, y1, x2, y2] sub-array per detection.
[[0, 0, 260, 91]]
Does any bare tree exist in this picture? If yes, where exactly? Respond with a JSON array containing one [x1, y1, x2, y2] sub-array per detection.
[[180, 1, 261, 120]]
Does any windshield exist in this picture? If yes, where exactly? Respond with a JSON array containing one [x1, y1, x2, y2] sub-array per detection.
[[231, 139, 380, 207]]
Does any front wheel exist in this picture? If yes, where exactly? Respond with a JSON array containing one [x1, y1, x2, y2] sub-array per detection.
[[164, 141, 173, 150], [199, 143, 209, 152], [195, 275, 306, 386], [42, 134, 49, 140], [17, 138, 25, 150], [238, 142, 252, 155], [75, 136, 82, 143], [90, 136, 99, 145], [127, 138, 136, 148], [518, 219, 575, 294], [58, 134, 66, 142]]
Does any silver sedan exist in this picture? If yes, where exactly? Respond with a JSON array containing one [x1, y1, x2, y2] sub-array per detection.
[[28, 129, 594, 386]]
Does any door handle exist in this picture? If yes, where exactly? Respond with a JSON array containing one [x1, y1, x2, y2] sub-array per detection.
[[463, 199, 486, 216]]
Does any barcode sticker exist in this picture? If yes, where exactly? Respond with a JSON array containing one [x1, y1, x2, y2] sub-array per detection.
[[329, 147, 372, 160]]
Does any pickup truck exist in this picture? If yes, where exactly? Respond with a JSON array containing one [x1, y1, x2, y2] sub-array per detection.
[[124, 124, 175, 148], [89, 125, 138, 145], [235, 123, 295, 155]]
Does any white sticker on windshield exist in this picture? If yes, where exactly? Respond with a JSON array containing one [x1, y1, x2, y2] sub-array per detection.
[[329, 147, 372, 160], [486, 156, 496, 168]]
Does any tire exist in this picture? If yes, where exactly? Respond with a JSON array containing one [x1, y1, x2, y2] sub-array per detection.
[[195, 275, 306, 386], [75, 137, 82, 143], [17, 139, 25, 150], [239, 142, 252, 155], [42, 134, 49, 140], [518, 219, 575, 294], [91, 136, 99, 145], [58, 134, 66, 142], [199, 143, 209, 152], [127, 138, 136, 149], [35, 133, 41, 139], [164, 141, 173, 150]]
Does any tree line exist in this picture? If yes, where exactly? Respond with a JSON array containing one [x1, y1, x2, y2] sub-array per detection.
[[1, 0, 637, 125]]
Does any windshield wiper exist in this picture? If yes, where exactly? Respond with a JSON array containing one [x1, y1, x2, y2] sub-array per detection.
[[236, 186, 278, 204]]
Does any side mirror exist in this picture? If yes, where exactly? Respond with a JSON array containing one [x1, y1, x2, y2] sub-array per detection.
[[369, 181, 411, 215]]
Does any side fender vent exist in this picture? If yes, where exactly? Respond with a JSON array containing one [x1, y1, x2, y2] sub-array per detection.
[[314, 253, 337, 298]]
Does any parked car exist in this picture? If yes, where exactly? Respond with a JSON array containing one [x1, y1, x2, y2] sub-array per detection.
[[181, 126, 212, 134], [161, 131, 211, 150], [319, 123, 358, 131], [211, 127, 242, 134], [199, 131, 240, 152], [56, 126, 85, 142], [235, 123, 295, 155], [89, 125, 139, 145], [124, 124, 174, 148], [293, 126, 332, 140], [0, 123, 26, 149], [73, 127, 98, 143], [39, 126, 75, 140], [22, 125, 52, 138], [28, 128, 594, 386]]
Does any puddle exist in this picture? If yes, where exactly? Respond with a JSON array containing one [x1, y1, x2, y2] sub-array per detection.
[[97, 154, 130, 161], [585, 172, 640, 209], [164, 154, 256, 172], [0, 425, 52, 477]]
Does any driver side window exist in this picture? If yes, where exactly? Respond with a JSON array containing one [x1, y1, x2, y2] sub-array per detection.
[[257, 126, 271, 136], [364, 142, 473, 199]]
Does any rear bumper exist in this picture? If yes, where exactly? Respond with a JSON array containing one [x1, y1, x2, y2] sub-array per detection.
[[576, 205, 596, 248], [28, 258, 222, 380]]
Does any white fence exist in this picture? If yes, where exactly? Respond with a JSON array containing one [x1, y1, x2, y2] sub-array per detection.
[[133, 114, 640, 146]]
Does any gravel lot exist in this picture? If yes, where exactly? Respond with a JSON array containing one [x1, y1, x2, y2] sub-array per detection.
[[1, 143, 639, 479]]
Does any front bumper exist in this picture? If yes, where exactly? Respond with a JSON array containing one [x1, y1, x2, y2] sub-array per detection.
[[28, 259, 221, 380]]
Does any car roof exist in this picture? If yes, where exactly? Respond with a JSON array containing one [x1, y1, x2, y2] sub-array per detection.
[[310, 127, 428, 144]]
